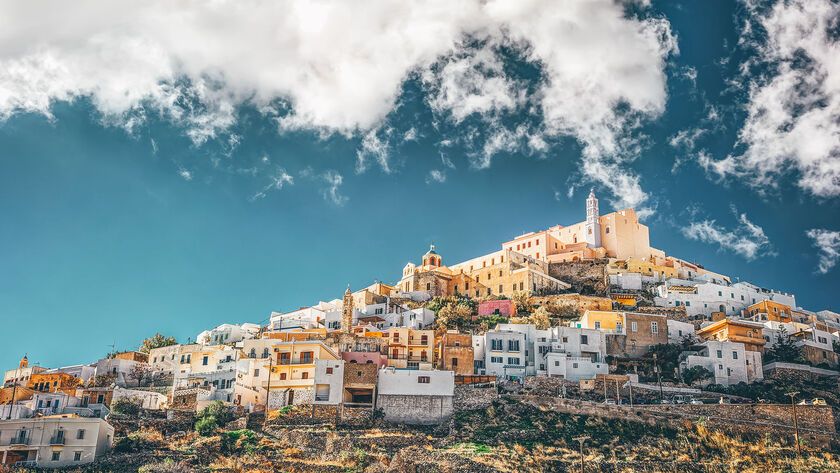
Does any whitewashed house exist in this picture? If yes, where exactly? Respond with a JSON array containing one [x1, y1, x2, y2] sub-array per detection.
[[196, 323, 261, 346], [0, 416, 113, 467], [681, 340, 763, 386], [655, 279, 796, 321], [534, 326, 608, 380], [376, 368, 454, 424]]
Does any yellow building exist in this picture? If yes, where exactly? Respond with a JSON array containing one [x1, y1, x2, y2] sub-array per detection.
[[696, 318, 766, 353], [745, 300, 792, 323], [503, 190, 665, 263], [396, 245, 569, 299], [577, 310, 625, 331], [384, 328, 435, 370], [265, 340, 340, 406]]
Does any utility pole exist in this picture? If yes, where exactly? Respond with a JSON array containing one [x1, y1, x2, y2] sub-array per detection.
[[653, 353, 663, 403], [573, 435, 589, 473], [602, 376, 607, 403], [615, 379, 620, 405], [786, 391, 801, 456], [263, 353, 274, 429], [7, 362, 20, 420], [628, 381, 634, 408]]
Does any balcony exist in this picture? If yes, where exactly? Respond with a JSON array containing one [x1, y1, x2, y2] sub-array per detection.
[[7, 436, 30, 446], [50, 434, 66, 445], [387, 355, 430, 363], [275, 357, 315, 366], [407, 338, 430, 347]]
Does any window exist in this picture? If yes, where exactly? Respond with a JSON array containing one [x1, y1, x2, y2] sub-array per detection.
[[727, 368, 732, 376], [491, 339, 503, 351], [254, 369, 260, 377], [451, 358, 458, 367], [302, 372, 308, 379], [507, 357, 520, 365], [418, 376, 430, 384], [77, 429, 85, 440], [732, 351, 738, 360], [279, 373, 287, 380], [499, 285, 503, 293], [74, 451, 82, 462], [650, 322, 658, 334], [508, 340, 520, 352], [716, 350, 722, 358], [606, 227, 610, 234], [426, 282, 431, 290], [326, 367, 333, 375], [202, 356, 209, 366], [718, 291, 722, 297], [594, 321, 601, 329], [580, 335, 589, 345], [491, 356, 503, 363], [554, 361, 560, 366], [630, 321, 638, 332], [685, 301, 691, 307], [562, 337, 568, 343], [52, 452, 60, 462], [718, 364, 723, 370], [573, 363, 579, 368]]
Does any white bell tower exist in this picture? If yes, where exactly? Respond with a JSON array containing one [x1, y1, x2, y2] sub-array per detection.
[[584, 188, 601, 248]]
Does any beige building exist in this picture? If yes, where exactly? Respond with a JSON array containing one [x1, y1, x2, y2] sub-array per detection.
[[384, 328, 435, 370]]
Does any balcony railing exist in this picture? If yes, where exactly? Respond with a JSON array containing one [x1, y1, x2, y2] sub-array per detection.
[[387, 355, 430, 362], [8, 436, 30, 446], [314, 395, 330, 402], [275, 357, 315, 365], [50, 435, 66, 445]]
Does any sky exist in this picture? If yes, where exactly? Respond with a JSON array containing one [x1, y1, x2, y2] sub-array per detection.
[[1, 0, 839, 370]]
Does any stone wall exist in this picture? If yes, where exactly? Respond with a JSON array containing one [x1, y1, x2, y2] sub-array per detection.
[[547, 260, 609, 296], [453, 385, 497, 411], [379, 394, 453, 425], [634, 306, 689, 322]]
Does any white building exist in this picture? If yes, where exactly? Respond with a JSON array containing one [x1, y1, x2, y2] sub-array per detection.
[[483, 328, 529, 379], [376, 369, 454, 424], [171, 345, 239, 404], [0, 416, 113, 468], [42, 365, 96, 385], [533, 326, 608, 380], [313, 359, 345, 405], [667, 319, 696, 344], [681, 340, 763, 386], [654, 279, 796, 320], [111, 387, 168, 410], [93, 356, 149, 387], [472, 335, 486, 374], [196, 323, 261, 346]]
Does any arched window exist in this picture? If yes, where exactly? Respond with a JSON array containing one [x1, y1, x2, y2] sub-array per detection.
[[719, 305, 725, 313], [262, 348, 269, 359], [249, 349, 256, 359]]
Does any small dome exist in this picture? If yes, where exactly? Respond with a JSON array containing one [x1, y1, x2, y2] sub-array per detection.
[[424, 244, 438, 255]]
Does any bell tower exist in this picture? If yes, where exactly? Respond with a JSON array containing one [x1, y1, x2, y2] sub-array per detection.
[[342, 286, 354, 333], [422, 244, 441, 267], [19, 355, 28, 369], [584, 189, 601, 248]]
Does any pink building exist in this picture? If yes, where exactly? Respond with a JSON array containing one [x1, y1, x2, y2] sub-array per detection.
[[341, 351, 388, 368], [478, 300, 514, 317]]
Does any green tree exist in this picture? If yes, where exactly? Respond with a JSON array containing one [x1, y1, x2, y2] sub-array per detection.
[[646, 344, 683, 381], [511, 292, 533, 316], [682, 366, 713, 386], [194, 400, 235, 435], [765, 326, 805, 364], [139, 333, 177, 354]]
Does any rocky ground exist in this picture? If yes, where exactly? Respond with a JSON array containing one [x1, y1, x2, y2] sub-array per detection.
[[13, 396, 839, 473]]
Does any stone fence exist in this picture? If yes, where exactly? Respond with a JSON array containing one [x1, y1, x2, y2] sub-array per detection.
[[515, 395, 839, 449]]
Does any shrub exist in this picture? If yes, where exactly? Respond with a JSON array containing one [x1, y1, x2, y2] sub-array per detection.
[[221, 429, 259, 454], [195, 415, 218, 436], [111, 397, 141, 416]]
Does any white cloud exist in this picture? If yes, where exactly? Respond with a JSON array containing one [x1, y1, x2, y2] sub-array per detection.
[[702, 0, 840, 198], [177, 167, 193, 181], [682, 209, 773, 260], [0, 0, 676, 208], [423, 41, 522, 123], [322, 170, 348, 206], [806, 228, 840, 274], [250, 168, 294, 201], [426, 169, 446, 184], [356, 126, 393, 174]]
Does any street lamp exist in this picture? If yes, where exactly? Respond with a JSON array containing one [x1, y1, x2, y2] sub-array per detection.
[[573, 435, 590, 473], [786, 391, 801, 456]]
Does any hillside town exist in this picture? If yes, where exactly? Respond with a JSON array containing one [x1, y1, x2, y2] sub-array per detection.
[[2, 191, 839, 470]]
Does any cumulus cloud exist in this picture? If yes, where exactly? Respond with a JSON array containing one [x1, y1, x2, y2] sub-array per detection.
[[682, 208, 773, 260], [701, 0, 840, 198], [0, 0, 676, 209], [806, 228, 840, 274]]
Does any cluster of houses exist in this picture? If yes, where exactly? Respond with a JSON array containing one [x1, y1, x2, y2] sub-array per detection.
[[2, 192, 839, 468]]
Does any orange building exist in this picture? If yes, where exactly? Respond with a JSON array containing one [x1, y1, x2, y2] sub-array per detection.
[[436, 331, 474, 376], [112, 351, 149, 363], [696, 318, 766, 353], [744, 301, 792, 323], [28, 372, 80, 395]]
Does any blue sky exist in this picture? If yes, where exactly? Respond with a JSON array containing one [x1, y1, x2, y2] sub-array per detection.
[[1, 0, 839, 370]]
